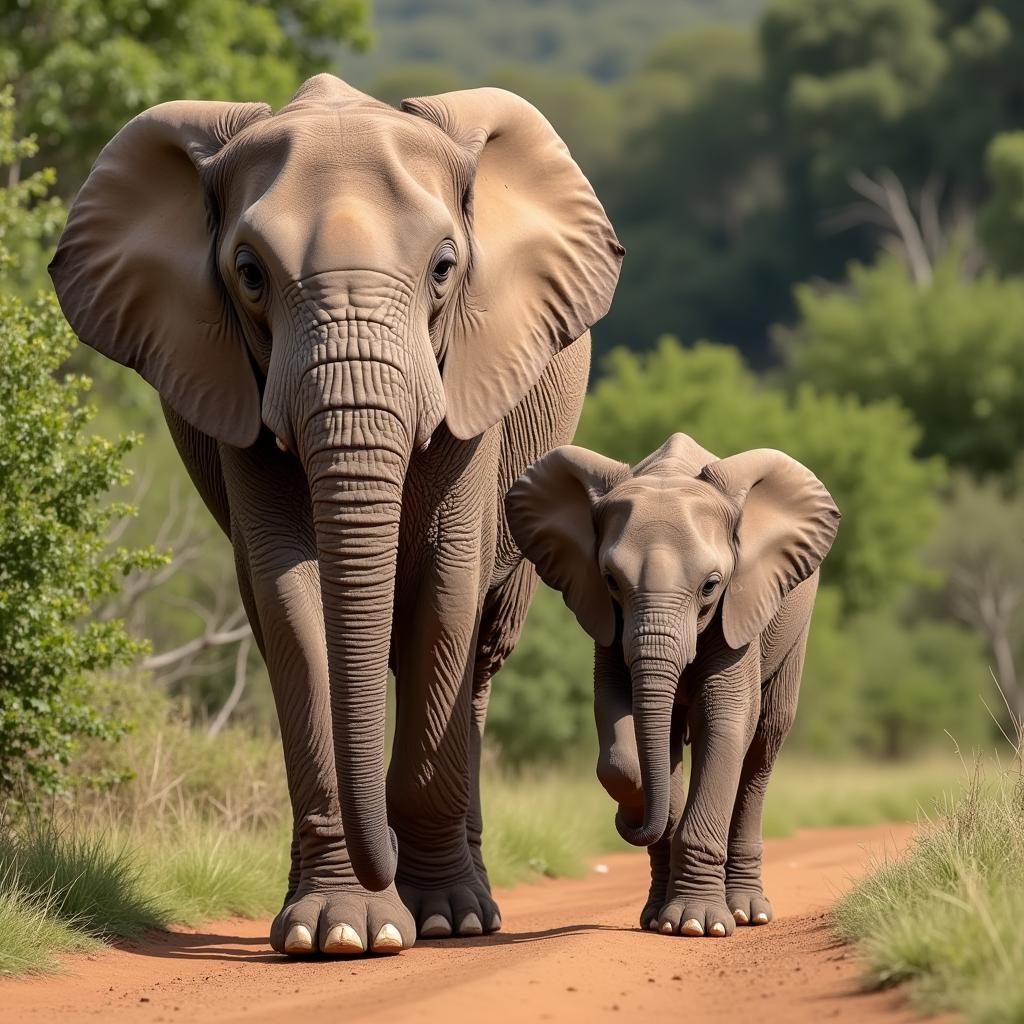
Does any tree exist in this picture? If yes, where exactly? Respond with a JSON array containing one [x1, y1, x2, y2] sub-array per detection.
[[0, 89, 161, 794], [577, 337, 944, 612], [979, 131, 1024, 274], [781, 254, 1024, 474], [794, 586, 991, 759], [928, 474, 1024, 726], [2, 0, 371, 191], [487, 585, 596, 768]]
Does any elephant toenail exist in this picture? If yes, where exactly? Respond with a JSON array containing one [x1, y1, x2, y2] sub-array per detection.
[[660, 921, 674, 934], [371, 923, 403, 953], [648, 920, 660, 931], [420, 914, 452, 939], [710, 922, 726, 937], [284, 924, 314, 954], [458, 912, 483, 936], [323, 924, 363, 955], [681, 919, 704, 937], [488, 911, 503, 932], [733, 909, 749, 924], [753, 912, 769, 925]]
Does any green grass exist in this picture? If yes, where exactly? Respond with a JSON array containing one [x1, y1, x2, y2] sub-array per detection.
[[0, 864, 98, 975], [482, 767, 623, 886], [834, 755, 1024, 1024], [763, 754, 966, 837]]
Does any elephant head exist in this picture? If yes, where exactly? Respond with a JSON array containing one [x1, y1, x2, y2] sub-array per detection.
[[506, 433, 839, 846], [50, 74, 623, 891]]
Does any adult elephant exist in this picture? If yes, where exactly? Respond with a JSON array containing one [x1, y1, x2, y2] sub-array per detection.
[[50, 74, 623, 955]]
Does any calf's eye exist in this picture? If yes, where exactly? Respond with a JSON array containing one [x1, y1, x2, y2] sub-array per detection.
[[701, 574, 721, 598]]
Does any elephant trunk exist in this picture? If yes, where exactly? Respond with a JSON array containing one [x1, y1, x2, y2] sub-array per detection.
[[300, 362, 413, 893], [616, 618, 694, 848]]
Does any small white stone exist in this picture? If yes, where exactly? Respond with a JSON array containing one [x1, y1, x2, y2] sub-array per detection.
[[593, 863, 610, 874]]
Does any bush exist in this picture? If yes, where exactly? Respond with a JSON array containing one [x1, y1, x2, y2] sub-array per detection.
[[0, 90, 162, 795]]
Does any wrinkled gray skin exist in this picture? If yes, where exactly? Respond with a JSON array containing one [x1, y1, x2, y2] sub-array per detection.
[[49, 75, 623, 955], [506, 433, 840, 937]]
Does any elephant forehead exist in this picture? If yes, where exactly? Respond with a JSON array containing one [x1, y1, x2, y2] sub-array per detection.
[[599, 479, 736, 553], [213, 111, 467, 270]]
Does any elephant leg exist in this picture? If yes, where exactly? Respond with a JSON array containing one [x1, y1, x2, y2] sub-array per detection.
[[466, 559, 540, 903], [593, 646, 685, 930], [657, 646, 760, 939], [726, 629, 806, 927], [388, 582, 499, 939], [221, 441, 414, 956]]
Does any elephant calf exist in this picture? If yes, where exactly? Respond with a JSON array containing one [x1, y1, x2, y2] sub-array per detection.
[[506, 433, 840, 937]]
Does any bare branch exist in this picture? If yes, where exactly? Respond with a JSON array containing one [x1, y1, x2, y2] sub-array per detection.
[[143, 621, 252, 671], [207, 635, 253, 738]]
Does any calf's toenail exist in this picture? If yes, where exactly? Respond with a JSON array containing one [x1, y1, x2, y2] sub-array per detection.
[[681, 919, 704, 937], [710, 922, 726, 937], [420, 914, 452, 939], [372, 923, 403, 953], [459, 912, 483, 936], [284, 924, 314, 954], [660, 921, 674, 934], [753, 912, 769, 924], [733, 909, 749, 924], [323, 924, 363, 955]]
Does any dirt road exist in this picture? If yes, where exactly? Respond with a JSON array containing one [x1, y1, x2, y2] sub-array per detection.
[[5, 823, 921, 1023]]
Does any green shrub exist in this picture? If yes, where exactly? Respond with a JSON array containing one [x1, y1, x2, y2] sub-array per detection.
[[0, 89, 163, 795]]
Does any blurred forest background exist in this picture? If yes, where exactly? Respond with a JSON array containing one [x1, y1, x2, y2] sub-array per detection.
[[2, 0, 1024, 798]]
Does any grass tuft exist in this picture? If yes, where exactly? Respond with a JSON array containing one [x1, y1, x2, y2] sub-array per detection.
[[0, 863, 98, 976], [0, 818, 167, 939], [834, 755, 1024, 1024]]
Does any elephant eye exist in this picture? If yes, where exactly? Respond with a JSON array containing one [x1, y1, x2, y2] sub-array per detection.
[[605, 573, 620, 595], [235, 251, 266, 300], [701, 574, 722, 599], [430, 243, 457, 285]]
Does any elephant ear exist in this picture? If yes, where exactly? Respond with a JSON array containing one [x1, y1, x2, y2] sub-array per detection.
[[506, 445, 631, 647], [49, 100, 271, 447], [402, 88, 624, 440], [632, 432, 718, 478], [701, 449, 841, 649]]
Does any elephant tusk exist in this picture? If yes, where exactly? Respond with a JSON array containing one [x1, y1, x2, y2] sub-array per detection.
[[275, 435, 289, 452]]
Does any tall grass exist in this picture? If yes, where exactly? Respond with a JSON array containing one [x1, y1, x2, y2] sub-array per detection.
[[835, 745, 1024, 1024]]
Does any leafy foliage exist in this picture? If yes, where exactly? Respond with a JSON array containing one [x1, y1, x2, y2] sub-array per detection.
[[782, 255, 1024, 474], [0, 96, 162, 794], [1, 0, 371, 189], [980, 131, 1024, 275]]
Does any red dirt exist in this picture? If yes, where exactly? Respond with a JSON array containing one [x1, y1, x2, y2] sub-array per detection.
[[4, 823, 924, 1023]]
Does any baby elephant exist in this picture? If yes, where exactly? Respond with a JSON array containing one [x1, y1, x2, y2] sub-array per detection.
[[506, 433, 840, 937]]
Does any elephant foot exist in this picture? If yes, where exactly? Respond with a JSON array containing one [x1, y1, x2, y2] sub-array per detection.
[[398, 874, 502, 940], [726, 887, 773, 926], [269, 883, 416, 957], [651, 891, 736, 938]]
